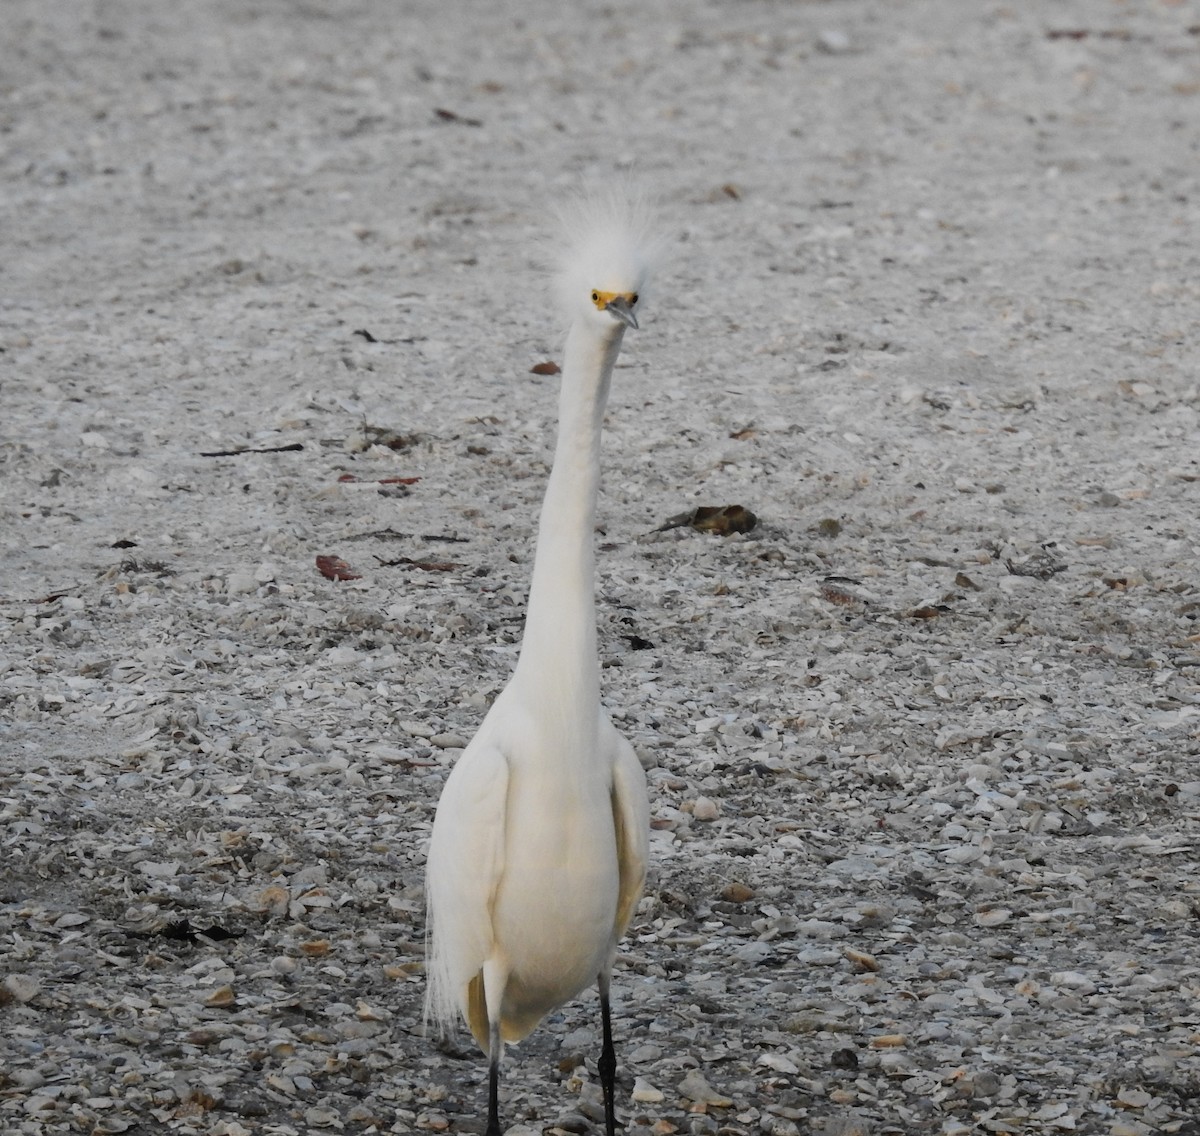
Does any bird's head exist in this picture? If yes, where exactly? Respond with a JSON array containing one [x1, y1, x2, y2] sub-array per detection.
[[552, 187, 659, 337]]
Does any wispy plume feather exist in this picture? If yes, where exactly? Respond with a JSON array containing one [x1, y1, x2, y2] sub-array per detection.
[[546, 181, 665, 326]]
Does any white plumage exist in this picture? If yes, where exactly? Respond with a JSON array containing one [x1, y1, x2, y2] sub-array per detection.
[[424, 189, 656, 1136]]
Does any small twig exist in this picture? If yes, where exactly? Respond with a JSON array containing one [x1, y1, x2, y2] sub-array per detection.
[[199, 443, 304, 457], [336, 474, 421, 486], [375, 556, 461, 572], [0, 592, 72, 605], [345, 529, 469, 543], [434, 107, 482, 127]]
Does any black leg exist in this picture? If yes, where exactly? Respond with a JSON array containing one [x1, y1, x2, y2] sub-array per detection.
[[598, 976, 617, 1136], [486, 1017, 503, 1136]]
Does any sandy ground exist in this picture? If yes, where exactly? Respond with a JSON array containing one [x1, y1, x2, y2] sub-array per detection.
[[3, 1, 1200, 1134]]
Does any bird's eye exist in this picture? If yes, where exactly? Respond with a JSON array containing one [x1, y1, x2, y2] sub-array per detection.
[[630, 294, 639, 305], [591, 291, 599, 303]]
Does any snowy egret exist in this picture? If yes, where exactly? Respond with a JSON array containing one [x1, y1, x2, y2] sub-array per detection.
[[424, 191, 655, 1136]]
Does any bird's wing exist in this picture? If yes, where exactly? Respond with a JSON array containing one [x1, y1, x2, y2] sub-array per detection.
[[608, 727, 650, 940], [424, 739, 511, 1038]]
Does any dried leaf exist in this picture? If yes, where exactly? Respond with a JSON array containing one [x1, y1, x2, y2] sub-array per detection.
[[695, 505, 757, 534], [316, 555, 361, 581], [658, 504, 758, 536], [531, 361, 561, 375], [821, 584, 859, 607]]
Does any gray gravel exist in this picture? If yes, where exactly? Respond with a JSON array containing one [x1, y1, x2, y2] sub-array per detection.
[[3, 1, 1199, 1134]]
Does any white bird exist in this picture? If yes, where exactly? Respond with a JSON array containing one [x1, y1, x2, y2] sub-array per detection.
[[424, 191, 655, 1136]]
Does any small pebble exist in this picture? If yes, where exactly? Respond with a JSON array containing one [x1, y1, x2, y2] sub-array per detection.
[[678, 1071, 732, 1107], [1117, 1088, 1153, 1109], [817, 29, 852, 53], [4, 974, 41, 1003], [720, 881, 755, 903], [844, 947, 879, 972], [632, 1077, 665, 1103], [204, 985, 236, 1008]]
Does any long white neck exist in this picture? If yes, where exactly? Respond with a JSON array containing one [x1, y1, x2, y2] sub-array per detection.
[[510, 319, 625, 716]]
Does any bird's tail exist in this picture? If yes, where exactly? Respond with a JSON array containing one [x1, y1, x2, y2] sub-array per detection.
[[424, 909, 498, 1056], [422, 901, 463, 1040]]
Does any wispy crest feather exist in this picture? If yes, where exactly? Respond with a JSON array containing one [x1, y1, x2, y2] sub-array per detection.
[[548, 183, 663, 324]]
